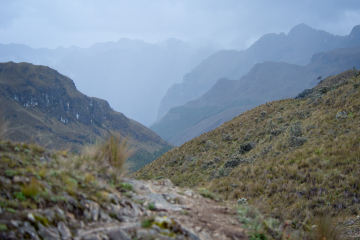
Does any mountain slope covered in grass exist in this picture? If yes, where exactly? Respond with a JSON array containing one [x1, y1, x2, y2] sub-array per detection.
[[152, 44, 360, 145], [135, 69, 360, 224], [0, 62, 172, 171]]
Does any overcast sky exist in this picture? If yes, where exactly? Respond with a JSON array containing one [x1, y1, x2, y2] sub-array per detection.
[[1, 0, 360, 50]]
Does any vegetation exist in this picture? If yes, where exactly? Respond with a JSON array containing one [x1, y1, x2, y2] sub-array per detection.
[[134, 69, 360, 235], [0, 134, 131, 214]]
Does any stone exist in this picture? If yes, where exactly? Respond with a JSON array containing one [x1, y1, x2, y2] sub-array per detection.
[[336, 110, 348, 119], [12, 175, 23, 183], [237, 198, 248, 205], [57, 222, 72, 240], [99, 210, 112, 222], [38, 223, 61, 240], [0, 176, 11, 185], [18, 224, 40, 240], [84, 200, 100, 221], [107, 228, 131, 240], [10, 220, 21, 228], [27, 213, 36, 223]]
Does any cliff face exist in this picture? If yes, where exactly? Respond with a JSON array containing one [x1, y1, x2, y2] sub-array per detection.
[[0, 62, 172, 171]]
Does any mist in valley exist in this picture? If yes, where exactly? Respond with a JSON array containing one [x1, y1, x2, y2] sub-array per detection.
[[1, 0, 360, 127]]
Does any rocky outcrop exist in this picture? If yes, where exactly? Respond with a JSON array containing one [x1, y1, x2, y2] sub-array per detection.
[[0, 62, 172, 171]]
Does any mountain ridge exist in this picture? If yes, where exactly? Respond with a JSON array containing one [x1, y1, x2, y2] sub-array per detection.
[[156, 23, 360, 121], [153, 43, 360, 146], [0, 61, 172, 171]]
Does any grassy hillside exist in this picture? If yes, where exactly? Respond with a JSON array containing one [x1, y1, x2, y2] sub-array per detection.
[[0, 62, 172, 172], [135, 69, 360, 223]]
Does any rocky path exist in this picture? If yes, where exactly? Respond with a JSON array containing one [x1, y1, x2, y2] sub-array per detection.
[[0, 177, 247, 240], [124, 178, 247, 240]]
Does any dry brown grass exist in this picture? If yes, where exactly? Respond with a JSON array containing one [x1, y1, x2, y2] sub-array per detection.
[[79, 134, 133, 178], [134, 70, 360, 228]]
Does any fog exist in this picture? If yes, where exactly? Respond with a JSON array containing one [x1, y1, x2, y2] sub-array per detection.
[[0, 0, 360, 125]]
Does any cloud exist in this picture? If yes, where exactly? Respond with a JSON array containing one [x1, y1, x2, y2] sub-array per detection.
[[0, 0, 359, 49]]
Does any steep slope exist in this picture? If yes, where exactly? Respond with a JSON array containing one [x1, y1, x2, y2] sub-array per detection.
[[152, 44, 360, 145], [0, 62, 172, 171], [0, 39, 216, 126], [156, 24, 360, 121], [135, 69, 360, 223]]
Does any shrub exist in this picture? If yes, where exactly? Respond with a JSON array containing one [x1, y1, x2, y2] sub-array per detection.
[[239, 142, 254, 154]]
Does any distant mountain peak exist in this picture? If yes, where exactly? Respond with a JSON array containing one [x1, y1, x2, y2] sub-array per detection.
[[287, 23, 316, 36], [350, 25, 360, 38]]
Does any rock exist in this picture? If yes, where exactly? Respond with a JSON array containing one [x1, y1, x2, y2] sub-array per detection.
[[12, 175, 24, 183], [136, 229, 154, 240], [154, 216, 174, 229], [0, 176, 11, 185], [57, 222, 72, 240], [336, 110, 348, 119], [107, 228, 131, 240], [84, 200, 100, 221], [183, 189, 194, 197], [237, 198, 248, 205], [27, 213, 36, 223], [99, 210, 112, 222], [213, 157, 220, 163], [18, 223, 40, 240], [10, 220, 21, 228], [38, 223, 61, 240]]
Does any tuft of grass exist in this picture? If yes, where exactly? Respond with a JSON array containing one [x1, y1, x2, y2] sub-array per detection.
[[311, 216, 347, 240], [101, 135, 132, 174], [80, 134, 132, 178], [21, 178, 43, 198]]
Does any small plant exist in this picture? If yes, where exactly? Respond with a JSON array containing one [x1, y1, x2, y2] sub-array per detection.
[[141, 218, 153, 228], [5, 169, 17, 177], [14, 192, 26, 201], [0, 224, 7, 231], [119, 183, 132, 192], [148, 203, 156, 210], [199, 188, 215, 199]]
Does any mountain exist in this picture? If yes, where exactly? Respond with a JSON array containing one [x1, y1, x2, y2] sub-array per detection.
[[0, 62, 172, 171], [156, 24, 360, 121], [152, 44, 360, 146], [0, 38, 216, 126], [135, 69, 360, 226]]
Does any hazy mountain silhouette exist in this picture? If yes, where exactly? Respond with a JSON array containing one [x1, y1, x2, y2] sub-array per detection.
[[152, 45, 360, 145], [156, 24, 360, 121]]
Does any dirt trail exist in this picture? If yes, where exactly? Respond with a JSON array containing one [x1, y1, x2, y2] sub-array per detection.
[[124, 178, 248, 240]]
